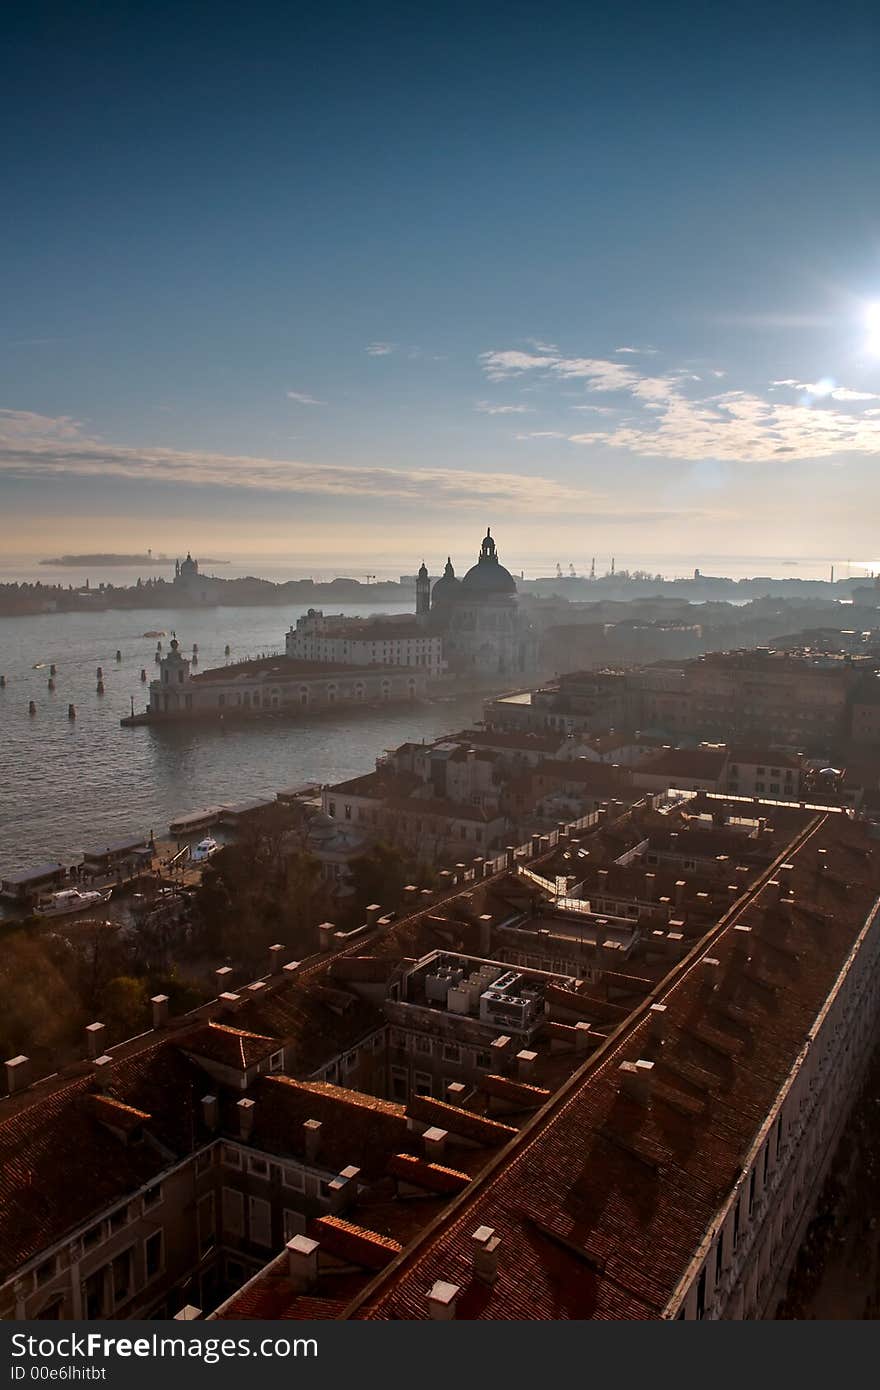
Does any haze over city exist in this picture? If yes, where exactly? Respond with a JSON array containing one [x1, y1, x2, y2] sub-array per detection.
[[2, 0, 879, 568]]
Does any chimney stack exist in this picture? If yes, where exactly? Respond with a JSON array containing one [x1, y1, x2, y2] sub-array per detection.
[[674, 880, 686, 908], [237, 1097, 255, 1142], [574, 1021, 593, 1053], [93, 1055, 113, 1090], [516, 1049, 537, 1082], [151, 994, 170, 1028], [478, 914, 493, 955], [490, 1035, 513, 1070], [644, 872, 656, 901], [423, 1126, 448, 1162], [649, 1003, 667, 1040], [287, 1235, 320, 1291], [215, 965, 234, 994], [218, 991, 241, 1014], [446, 1082, 467, 1106], [269, 944, 285, 974], [85, 1022, 106, 1060], [318, 922, 336, 951], [732, 924, 752, 959], [427, 1281, 460, 1320], [327, 1165, 361, 1214], [5, 1055, 29, 1094], [304, 1118, 322, 1163], [173, 1306, 202, 1321], [618, 1058, 654, 1105], [471, 1225, 501, 1285], [201, 1094, 219, 1130], [366, 904, 382, 927]]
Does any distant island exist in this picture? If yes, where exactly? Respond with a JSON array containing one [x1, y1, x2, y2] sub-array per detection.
[[39, 553, 229, 566]]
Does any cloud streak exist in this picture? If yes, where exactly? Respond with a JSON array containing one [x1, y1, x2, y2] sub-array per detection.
[[286, 391, 325, 405]]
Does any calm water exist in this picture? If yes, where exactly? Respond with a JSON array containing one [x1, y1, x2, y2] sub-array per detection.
[[0, 603, 484, 875]]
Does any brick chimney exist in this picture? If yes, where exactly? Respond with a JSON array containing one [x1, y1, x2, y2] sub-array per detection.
[[327, 1164, 360, 1214], [287, 1235, 320, 1291], [478, 914, 493, 955], [649, 1003, 667, 1040], [268, 944, 285, 974], [151, 994, 170, 1028], [471, 1225, 501, 1284], [304, 1118, 322, 1163], [215, 965, 234, 993], [85, 1021, 106, 1060], [92, 1055, 113, 1090], [423, 1126, 448, 1162], [318, 923, 336, 951], [674, 879, 686, 908], [427, 1280, 460, 1320], [5, 1055, 29, 1094], [516, 1049, 537, 1082], [201, 1094, 219, 1130], [446, 1082, 467, 1106], [366, 904, 382, 926], [618, 1058, 654, 1105], [237, 1097, 255, 1141]]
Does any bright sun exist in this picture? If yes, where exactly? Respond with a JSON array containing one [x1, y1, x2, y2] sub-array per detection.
[[867, 302, 880, 355]]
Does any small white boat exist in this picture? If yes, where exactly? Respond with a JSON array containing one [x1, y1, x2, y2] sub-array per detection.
[[142, 630, 167, 638], [35, 887, 113, 918], [190, 837, 220, 863], [32, 662, 47, 670]]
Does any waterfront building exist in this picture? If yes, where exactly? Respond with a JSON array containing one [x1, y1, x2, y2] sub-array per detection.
[[137, 639, 430, 722], [285, 610, 445, 677], [436, 529, 538, 678]]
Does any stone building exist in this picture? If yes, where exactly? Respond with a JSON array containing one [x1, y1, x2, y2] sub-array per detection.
[[430, 529, 538, 678]]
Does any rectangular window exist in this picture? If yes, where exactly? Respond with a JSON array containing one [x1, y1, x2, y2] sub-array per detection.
[[198, 1192, 215, 1257], [415, 1036, 432, 1055], [35, 1257, 56, 1288], [390, 1066, 408, 1101], [142, 1183, 163, 1209], [414, 1072, 432, 1097], [247, 1156, 269, 1178], [223, 1144, 242, 1169], [248, 1196, 272, 1247], [283, 1209, 306, 1241], [108, 1206, 130, 1234], [82, 1224, 103, 1252], [144, 1231, 164, 1282], [443, 1042, 460, 1063], [696, 1266, 707, 1319], [283, 1167, 305, 1192], [111, 1249, 133, 1309], [268, 1049, 284, 1072], [222, 1187, 244, 1238]]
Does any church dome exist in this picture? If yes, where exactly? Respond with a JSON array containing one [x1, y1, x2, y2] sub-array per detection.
[[179, 551, 198, 577], [431, 557, 463, 608], [461, 529, 517, 597]]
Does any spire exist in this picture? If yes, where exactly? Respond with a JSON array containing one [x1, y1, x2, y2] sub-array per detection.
[[480, 528, 497, 562]]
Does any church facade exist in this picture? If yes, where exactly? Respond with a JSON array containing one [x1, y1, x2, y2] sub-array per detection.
[[420, 528, 538, 678]]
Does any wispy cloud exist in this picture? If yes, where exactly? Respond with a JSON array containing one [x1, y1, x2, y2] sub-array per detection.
[[614, 345, 658, 355], [475, 400, 532, 415], [285, 391, 325, 405], [515, 431, 567, 440], [480, 349, 639, 393], [365, 341, 395, 356], [482, 345, 880, 463]]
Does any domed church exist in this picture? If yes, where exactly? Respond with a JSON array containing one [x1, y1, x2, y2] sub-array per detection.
[[419, 527, 538, 677]]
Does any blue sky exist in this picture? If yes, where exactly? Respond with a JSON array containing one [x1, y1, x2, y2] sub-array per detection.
[[2, 0, 880, 570]]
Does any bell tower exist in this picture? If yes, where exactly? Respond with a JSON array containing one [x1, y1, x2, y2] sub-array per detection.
[[416, 560, 431, 622]]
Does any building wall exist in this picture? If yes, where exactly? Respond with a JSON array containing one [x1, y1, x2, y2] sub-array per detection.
[[670, 895, 880, 1320]]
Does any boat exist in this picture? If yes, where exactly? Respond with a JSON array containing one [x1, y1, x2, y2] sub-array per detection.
[[34, 887, 114, 918], [142, 630, 167, 638], [190, 837, 220, 863], [32, 662, 46, 669]]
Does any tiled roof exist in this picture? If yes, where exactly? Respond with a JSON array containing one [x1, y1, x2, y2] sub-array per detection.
[[249, 1076, 411, 1178], [327, 770, 421, 799], [636, 748, 729, 779], [181, 1023, 280, 1070], [312, 1214, 402, 1270], [0, 1041, 207, 1281], [387, 1153, 472, 1195], [349, 809, 880, 1320]]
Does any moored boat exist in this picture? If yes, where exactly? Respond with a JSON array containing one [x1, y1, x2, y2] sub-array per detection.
[[34, 887, 114, 918]]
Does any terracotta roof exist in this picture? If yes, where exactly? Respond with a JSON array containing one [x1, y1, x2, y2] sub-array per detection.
[[727, 748, 802, 771], [387, 1153, 472, 1195], [181, 1022, 280, 1070], [249, 1076, 411, 1178], [312, 1214, 402, 1270], [636, 748, 729, 780], [349, 809, 880, 1320], [0, 1041, 208, 1281], [406, 1095, 517, 1148], [327, 770, 421, 798]]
